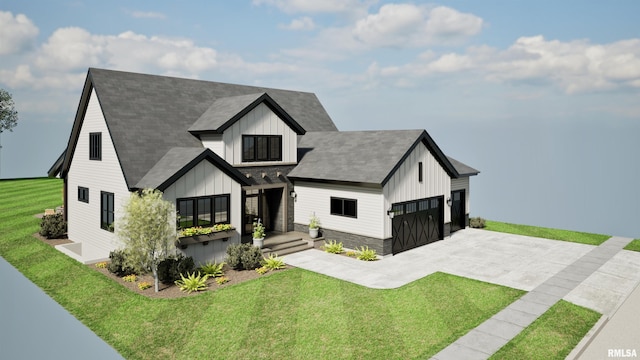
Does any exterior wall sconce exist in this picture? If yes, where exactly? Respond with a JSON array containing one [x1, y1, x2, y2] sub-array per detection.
[[446, 197, 452, 207], [276, 171, 282, 177], [387, 209, 395, 219], [290, 191, 297, 199], [261, 172, 267, 178]]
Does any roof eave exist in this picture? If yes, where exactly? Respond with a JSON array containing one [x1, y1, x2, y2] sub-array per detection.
[[217, 93, 306, 135], [60, 70, 94, 179], [151, 149, 250, 192], [380, 130, 459, 187], [288, 176, 382, 189], [47, 150, 66, 178]]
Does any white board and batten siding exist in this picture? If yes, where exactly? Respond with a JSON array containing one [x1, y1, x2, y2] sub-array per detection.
[[66, 88, 130, 261], [451, 177, 470, 214], [383, 143, 451, 238], [162, 160, 243, 264], [200, 134, 224, 158], [218, 103, 297, 165], [294, 181, 385, 239]]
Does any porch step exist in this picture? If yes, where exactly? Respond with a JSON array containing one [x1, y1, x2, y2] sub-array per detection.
[[262, 238, 312, 257]]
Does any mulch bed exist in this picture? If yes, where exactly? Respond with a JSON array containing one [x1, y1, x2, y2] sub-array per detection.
[[33, 231, 290, 299], [90, 263, 286, 299]]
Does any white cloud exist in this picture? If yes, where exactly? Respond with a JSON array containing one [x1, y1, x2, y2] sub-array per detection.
[[35, 27, 106, 71], [483, 36, 640, 93], [6, 25, 312, 90], [366, 35, 640, 93], [353, 4, 483, 48], [279, 16, 315, 31], [0, 11, 39, 55], [129, 11, 166, 19], [0, 64, 35, 88], [33, 28, 219, 76], [253, 0, 373, 17], [278, 4, 484, 61]]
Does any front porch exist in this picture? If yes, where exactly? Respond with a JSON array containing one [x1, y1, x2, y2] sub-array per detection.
[[243, 231, 324, 257]]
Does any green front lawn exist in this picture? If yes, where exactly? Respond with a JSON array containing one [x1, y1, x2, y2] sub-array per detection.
[[484, 220, 610, 245], [491, 300, 601, 359], [624, 239, 640, 252], [1, 178, 524, 359]]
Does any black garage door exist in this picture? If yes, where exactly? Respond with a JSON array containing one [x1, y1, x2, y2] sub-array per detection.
[[391, 196, 444, 255]]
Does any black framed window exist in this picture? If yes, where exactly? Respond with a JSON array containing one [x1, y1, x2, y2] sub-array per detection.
[[100, 191, 114, 232], [418, 162, 423, 182], [177, 194, 230, 229], [214, 196, 229, 223], [242, 135, 282, 162], [89, 132, 102, 160], [330, 197, 357, 218], [78, 186, 89, 203]]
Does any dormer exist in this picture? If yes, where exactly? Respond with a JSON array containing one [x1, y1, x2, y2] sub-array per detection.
[[189, 93, 306, 166]]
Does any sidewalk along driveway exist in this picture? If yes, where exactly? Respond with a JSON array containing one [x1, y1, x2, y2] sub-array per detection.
[[285, 228, 640, 317]]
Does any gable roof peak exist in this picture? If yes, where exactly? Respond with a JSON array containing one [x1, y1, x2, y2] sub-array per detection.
[[188, 92, 305, 135]]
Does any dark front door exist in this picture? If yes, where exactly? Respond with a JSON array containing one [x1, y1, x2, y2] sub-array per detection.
[[450, 190, 465, 233], [391, 196, 444, 255], [243, 187, 285, 236]]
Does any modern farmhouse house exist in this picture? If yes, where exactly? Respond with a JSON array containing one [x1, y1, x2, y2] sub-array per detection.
[[50, 68, 478, 264]]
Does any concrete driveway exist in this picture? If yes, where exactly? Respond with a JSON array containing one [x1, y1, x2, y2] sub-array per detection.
[[285, 228, 640, 317]]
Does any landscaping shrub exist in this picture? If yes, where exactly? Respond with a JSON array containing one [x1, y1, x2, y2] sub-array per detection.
[[215, 276, 229, 285], [323, 240, 344, 254], [39, 213, 67, 239], [226, 243, 263, 270], [262, 254, 286, 271], [157, 254, 195, 284], [240, 245, 263, 270], [470, 217, 486, 228], [107, 250, 136, 277], [198, 261, 225, 277], [356, 246, 378, 261], [175, 272, 209, 293]]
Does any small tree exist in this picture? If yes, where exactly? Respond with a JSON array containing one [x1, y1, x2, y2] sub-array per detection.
[[0, 89, 18, 133], [118, 189, 177, 292]]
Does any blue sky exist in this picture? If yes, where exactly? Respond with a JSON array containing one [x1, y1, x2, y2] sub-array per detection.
[[0, 0, 639, 237]]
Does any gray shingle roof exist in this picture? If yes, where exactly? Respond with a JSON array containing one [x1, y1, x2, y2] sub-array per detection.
[[188, 93, 266, 133], [288, 129, 463, 185], [135, 147, 249, 190], [63, 68, 337, 188], [188, 92, 305, 134], [447, 156, 480, 176]]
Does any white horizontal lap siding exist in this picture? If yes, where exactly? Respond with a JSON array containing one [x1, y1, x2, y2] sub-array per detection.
[[223, 103, 297, 165], [162, 160, 242, 236], [383, 143, 451, 238], [67, 88, 130, 258], [200, 134, 224, 158], [294, 181, 385, 239], [451, 177, 470, 214]]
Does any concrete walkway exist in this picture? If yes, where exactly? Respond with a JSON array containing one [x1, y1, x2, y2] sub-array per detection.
[[575, 281, 640, 359], [432, 236, 632, 360], [284, 229, 640, 359]]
